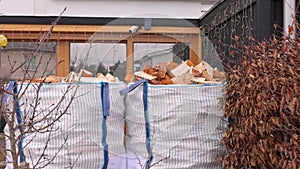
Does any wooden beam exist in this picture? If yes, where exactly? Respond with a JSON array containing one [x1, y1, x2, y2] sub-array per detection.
[[4, 32, 196, 43], [3, 32, 126, 41], [199, 33, 202, 62], [190, 34, 201, 64], [56, 41, 70, 77], [0, 24, 200, 34], [126, 39, 134, 75], [130, 36, 188, 43]]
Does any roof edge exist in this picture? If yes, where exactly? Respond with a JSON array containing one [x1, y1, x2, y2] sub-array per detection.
[[0, 16, 200, 27]]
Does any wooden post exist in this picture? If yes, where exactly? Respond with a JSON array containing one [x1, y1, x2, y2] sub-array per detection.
[[126, 38, 134, 75], [190, 34, 201, 65], [56, 41, 70, 77]]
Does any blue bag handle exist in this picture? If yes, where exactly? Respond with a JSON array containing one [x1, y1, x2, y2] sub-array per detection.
[[119, 79, 147, 96], [100, 82, 110, 169], [120, 79, 153, 168], [1, 81, 14, 105], [2, 81, 25, 163]]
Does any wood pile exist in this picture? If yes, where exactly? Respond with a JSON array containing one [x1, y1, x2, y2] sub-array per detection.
[[22, 69, 120, 83], [20, 60, 225, 85], [222, 30, 300, 168], [130, 60, 226, 85]]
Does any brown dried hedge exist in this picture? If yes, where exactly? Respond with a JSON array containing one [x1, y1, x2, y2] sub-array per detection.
[[222, 27, 300, 169]]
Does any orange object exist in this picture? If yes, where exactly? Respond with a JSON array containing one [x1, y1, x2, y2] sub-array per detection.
[[185, 60, 194, 67], [80, 69, 93, 77]]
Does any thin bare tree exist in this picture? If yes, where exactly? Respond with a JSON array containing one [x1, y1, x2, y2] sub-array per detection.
[[0, 7, 84, 169]]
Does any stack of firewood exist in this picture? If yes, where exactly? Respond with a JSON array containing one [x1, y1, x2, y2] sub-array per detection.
[[129, 60, 226, 85], [21, 69, 120, 83]]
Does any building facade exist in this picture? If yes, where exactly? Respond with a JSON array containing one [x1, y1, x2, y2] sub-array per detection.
[[0, 0, 218, 80]]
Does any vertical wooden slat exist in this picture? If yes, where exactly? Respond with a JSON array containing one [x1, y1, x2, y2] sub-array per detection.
[[126, 38, 134, 75], [56, 41, 70, 77], [198, 33, 202, 62], [190, 34, 202, 64]]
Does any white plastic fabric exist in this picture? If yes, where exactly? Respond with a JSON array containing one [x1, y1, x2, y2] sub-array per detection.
[[5, 82, 126, 169], [125, 84, 226, 169]]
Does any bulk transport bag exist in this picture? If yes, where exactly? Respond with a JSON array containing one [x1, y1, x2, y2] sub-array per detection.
[[123, 81, 226, 169], [4, 82, 126, 169]]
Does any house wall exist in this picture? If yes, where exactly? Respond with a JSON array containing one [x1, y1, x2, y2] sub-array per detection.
[[0, 0, 216, 79], [0, 49, 57, 80], [284, 0, 296, 36]]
